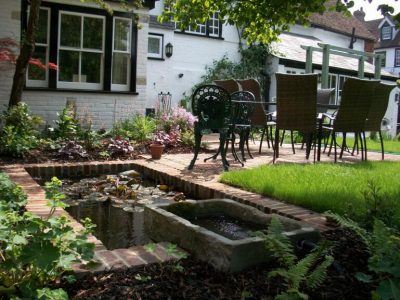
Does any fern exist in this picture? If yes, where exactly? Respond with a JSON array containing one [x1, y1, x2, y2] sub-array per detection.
[[264, 216, 333, 300], [324, 211, 371, 248]]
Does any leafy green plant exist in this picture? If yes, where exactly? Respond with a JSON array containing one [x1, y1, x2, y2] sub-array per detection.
[[53, 106, 80, 140], [180, 129, 195, 146], [257, 216, 333, 300], [112, 114, 156, 142], [325, 213, 400, 300], [0, 102, 42, 156], [0, 176, 95, 299], [0, 172, 27, 212]]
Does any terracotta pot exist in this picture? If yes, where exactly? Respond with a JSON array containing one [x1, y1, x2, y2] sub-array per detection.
[[149, 144, 164, 159]]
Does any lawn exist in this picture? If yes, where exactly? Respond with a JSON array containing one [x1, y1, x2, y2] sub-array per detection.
[[220, 161, 400, 229], [333, 136, 400, 154]]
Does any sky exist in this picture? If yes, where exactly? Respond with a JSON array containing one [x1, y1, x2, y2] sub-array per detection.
[[349, 0, 399, 20]]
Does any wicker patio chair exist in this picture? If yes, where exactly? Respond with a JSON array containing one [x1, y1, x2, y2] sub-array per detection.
[[317, 88, 336, 114], [274, 73, 318, 162], [188, 85, 232, 171], [236, 78, 276, 153], [362, 82, 395, 160], [213, 79, 241, 94], [323, 78, 379, 162]]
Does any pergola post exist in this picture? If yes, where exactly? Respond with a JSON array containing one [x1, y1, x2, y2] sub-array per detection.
[[321, 44, 330, 88], [305, 47, 313, 73], [358, 56, 365, 79], [375, 55, 382, 79]]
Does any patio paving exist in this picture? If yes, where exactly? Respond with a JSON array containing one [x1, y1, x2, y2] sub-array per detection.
[[141, 133, 400, 183]]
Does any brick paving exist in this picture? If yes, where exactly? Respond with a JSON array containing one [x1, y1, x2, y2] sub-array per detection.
[[1, 135, 399, 273]]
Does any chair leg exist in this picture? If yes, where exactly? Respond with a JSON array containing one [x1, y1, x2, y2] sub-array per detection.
[[333, 131, 337, 163], [358, 132, 364, 161], [273, 129, 280, 163], [362, 131, 367, 161], [245, 129, 253, 159], [339, 132, 346, 159], [280, 130, 285, 146], [269, 126, 275, 149], [265, 126, 271, 149], [351, 134, 358, 156], [259, 128, 266, 154], [290, 131, 295, 154], [379, 130, 384, 160], [220, 130, 230, 171], [188, 129, 202, 170]]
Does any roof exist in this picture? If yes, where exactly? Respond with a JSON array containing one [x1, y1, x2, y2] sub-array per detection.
[[272, 32, 396, 78], [308, 0, 376, 41], [365, 16, 400, 49], [149, 15, 175, 30]]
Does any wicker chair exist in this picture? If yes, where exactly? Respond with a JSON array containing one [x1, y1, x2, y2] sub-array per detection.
[[363, 82, 395, 160], [323, 78, 379, 162], [274, 73, 318, 162], [317, 88, 336, 114], [236, 78, 276, 153], [213, 79, 241, 94], [188, 85, 232, 171]]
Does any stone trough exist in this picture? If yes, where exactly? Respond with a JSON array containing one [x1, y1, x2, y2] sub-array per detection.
[[144, 199, 320, 272]]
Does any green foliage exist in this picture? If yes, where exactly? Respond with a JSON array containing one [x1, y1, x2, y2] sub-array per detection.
[[53, 106, 80, 140], [180, 129, 195, 146], [0, 172, 27, 212], [0, 102, 42, 156], [325, 213, 400, 300], [220, 162, 400, 230], [160, 0, 354, 44], [112, 114, 157, 142], [0, 176, 95, 299], [257, 216, 333, 300]]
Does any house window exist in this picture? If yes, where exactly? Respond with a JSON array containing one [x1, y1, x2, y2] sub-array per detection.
[[27, 7, 50, 87], [58, 12, 105, 90], [381, 25, 392, 40], [375, 51, 386, 67], [23, 1, 137, 93], [112, 17, 131, 91], [395, 49, 400, 67], [175, 12, 221, 38], [148, 33, 163, 59]]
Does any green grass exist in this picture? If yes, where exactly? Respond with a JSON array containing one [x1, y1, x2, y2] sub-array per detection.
[[220, 161, 400, 229], [333, 136, 400, 154]]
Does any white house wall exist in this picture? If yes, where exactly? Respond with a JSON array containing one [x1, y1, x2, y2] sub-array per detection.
[[379, 47, 400, 77], [0, 0, 150, 129], [147, 4, 241, 108]]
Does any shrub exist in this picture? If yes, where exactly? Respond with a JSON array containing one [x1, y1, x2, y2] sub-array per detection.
[[0, 176, 95, 299], [0, 103, 42, 156], [107, 138, 134, 156], [0, 172, 27, 211], [156, 106, 197, 134]]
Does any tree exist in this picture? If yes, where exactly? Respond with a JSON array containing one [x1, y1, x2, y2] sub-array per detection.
[[159, 0, 399, 44]]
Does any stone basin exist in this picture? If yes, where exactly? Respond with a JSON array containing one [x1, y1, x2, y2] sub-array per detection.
[[144, 199, 320, 272]]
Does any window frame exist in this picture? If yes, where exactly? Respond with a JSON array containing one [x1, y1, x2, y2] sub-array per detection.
[[175, 12, 222, 38], [381, 25, 392, 40], [57, 11, 105, 90], [395, 48, 400, 67], [375, 51, 386, 67], [26, 7, 50, 88], [111, 17, 132, 91], [147, 33, 164, 59], [21, 0, 138, 94]]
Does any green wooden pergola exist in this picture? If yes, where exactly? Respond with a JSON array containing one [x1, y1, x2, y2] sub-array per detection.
[[301, 43, 383, 88]]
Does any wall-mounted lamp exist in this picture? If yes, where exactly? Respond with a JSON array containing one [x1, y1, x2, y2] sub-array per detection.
[[178, 73, 184, 78], [165, 42, 173, 58]]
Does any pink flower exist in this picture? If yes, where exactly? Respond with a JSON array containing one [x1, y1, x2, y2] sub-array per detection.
[[29, 58, 46, 69]]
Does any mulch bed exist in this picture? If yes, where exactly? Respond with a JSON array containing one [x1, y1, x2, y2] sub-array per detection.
[[60, 229, 373, 300]]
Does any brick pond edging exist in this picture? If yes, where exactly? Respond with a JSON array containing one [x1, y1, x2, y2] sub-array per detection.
[[1, 159, 334, 273]]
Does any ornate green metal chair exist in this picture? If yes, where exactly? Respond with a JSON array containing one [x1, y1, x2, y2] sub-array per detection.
[[188, 85, 232, 171], [228, 90, 256, 163]]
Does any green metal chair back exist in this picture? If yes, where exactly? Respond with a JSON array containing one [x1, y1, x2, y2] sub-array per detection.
[[192, 85, 232, 131], [230, 91, 256, 126]]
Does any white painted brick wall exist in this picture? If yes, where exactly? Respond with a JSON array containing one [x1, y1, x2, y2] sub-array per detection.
[[0, 0, 149, 129]]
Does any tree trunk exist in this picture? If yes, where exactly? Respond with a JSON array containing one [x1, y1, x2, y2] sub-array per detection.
[[8, 0, 42, 109]]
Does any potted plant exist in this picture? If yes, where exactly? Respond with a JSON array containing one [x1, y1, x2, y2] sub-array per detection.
[[149, 131, 166, 159]]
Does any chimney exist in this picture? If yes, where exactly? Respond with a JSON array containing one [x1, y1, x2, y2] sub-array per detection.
[[354, 7, 366, 22]]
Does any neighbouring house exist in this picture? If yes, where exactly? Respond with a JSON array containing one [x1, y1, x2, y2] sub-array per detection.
[[364, 12, 400, 135], [148, 0, 399, 137], [0, 0, 157, 129]]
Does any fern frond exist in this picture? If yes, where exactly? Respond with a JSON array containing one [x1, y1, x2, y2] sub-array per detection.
[[324, 212, 371, 248], [306, 255, 334, 289], [287, 251, 319, 290]]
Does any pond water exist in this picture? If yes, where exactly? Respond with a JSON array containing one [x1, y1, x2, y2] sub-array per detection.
[[37, 170, 185, 250], [191, 215, 265, 240]]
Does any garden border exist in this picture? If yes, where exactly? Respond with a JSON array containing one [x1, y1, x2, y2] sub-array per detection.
[[1, 159, 334, 274]]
